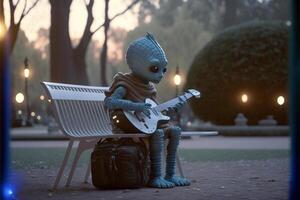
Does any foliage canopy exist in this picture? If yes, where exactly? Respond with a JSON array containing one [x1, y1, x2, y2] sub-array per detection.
[[185, 21, 289, 125]]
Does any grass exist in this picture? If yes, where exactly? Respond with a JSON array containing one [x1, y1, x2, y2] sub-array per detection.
[[10, 148, 290, 170]]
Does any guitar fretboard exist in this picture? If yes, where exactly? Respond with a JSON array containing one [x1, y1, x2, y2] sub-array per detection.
[[154, 92, 194, 112]]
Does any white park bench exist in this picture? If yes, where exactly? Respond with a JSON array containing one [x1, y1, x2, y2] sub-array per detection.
[[41, 81, 218, 191]]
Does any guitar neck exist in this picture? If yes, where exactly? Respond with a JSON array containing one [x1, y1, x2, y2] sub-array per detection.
[[154, 92, 194, 112]]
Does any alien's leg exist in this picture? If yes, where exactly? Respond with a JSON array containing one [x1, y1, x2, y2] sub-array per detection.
[[164, 126, 191, 186], [148, 129, 175, 188]]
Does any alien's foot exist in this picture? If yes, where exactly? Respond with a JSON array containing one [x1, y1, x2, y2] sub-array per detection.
[[148, 177, 175, 188], [165, 175, 191, 186]]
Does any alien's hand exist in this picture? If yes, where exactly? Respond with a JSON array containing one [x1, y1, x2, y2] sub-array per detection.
[[134, 102, 152, 117]]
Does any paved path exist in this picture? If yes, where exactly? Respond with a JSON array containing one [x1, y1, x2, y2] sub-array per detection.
[[11, 136, 290, 149]]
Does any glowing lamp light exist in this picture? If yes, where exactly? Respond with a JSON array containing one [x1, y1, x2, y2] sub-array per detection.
[[15, 93, 25, 103], [24, 68, 30, 78], [174, 74, 181, 86], [37, 115, 42, 120], [31, 112, 36, 117], [17, 110, 22, 115], [40, 95, 45, 101], [241, 94, 248, 103], [277, 96, 285, 106]]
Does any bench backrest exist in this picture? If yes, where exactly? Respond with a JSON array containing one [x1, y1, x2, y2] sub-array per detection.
[[41, 81, 113, 138]]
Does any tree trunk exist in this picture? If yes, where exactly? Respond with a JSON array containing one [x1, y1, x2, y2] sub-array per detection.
[[100, 0, 110, 86], [222, 0, 239, 29], [73, 48, 89, 85], [49, 0, 75, 83], [7, 24, 20, 54]]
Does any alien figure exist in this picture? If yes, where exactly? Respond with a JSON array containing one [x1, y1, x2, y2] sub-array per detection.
[[104, 33, 191, 188]]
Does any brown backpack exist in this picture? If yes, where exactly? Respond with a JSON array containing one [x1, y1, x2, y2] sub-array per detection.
[[91, 138, 150, 189]]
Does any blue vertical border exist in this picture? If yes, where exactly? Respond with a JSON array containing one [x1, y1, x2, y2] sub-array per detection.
[[289, 0, 300, 199], [1, 37, 11, 199]]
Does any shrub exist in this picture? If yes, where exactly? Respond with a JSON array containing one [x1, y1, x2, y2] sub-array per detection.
[[185, 21, 289, 125]]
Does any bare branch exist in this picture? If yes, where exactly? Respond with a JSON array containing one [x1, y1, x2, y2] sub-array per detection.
[[19, 0, 40, 22], [91, 0, 140, 35], [75, 0, 94, 52], [8, 0, 16, 26], [14, 0, 21, 7], [110, 0, 139, 21], [19, 0, 28, 21]]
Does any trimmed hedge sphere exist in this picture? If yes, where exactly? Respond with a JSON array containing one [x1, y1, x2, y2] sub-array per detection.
[[185, 21, 288, 125]]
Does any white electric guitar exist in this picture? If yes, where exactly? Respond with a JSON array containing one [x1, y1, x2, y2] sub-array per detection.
[[111, 89, 201, 134]]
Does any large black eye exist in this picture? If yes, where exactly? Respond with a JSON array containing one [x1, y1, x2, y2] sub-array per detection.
[[149, 66, 159, 73], [163, 68, 167, 73]]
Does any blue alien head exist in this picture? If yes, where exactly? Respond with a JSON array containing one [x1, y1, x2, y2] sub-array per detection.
[[125, 33, 168, 84]]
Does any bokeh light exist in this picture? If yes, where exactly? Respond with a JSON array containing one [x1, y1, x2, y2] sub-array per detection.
[[174, 74, 181, 86], [40, 95, 45, 101], [31, 112, 36, 117], [15, 93, 25, 103], [277, 96, 285, 105], [24, 68, 30, 78], [241, 94, 248, 103]]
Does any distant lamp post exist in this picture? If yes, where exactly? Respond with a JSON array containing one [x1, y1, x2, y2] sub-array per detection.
[[24, 57, 32, 126], [241, 94, 248, 103], [277, 96, 285, 106], [173, 65, 182, 126], [15, 93, 25, 126], [173, 65, 181, 97]]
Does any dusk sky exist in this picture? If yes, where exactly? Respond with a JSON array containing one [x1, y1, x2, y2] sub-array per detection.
[[3, 0, 142, 42]]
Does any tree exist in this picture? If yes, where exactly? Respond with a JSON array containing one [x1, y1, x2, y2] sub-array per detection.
[[99, 0, 140, 86], [49, 0, 140, 85], [184, 21, 289, 125], [219, 0, 290, 30], [49, 0, 96, 84], [0, 0, 40, 54]]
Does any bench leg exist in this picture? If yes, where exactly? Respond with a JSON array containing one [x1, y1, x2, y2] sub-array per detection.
[[84, 159, 91, 183], [51, 140, 74, 191], [65, 141, 83, 187]]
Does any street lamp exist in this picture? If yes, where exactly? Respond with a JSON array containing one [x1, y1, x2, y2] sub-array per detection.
[[173, 65, 182, 126], [24, 57, 32, 126], [173, 65, 181, 97], [15, 93, 25, 126]]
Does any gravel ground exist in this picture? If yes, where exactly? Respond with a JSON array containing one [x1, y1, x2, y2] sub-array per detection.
[[11, 158, 289, 200]]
